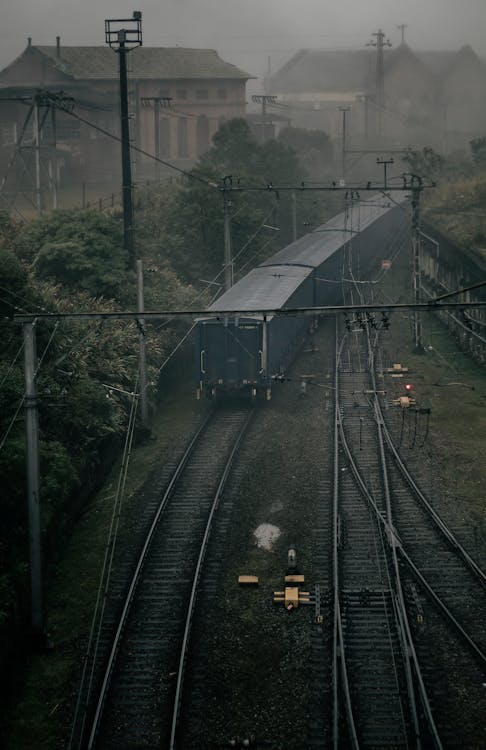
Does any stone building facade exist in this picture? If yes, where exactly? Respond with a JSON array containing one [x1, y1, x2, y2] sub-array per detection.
[[0, 40, 252, 207]]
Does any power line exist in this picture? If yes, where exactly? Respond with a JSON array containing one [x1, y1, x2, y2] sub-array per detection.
[[64, 107, 218, 189], [12, 298, 486, 326], [0, 284, 51, 313], [0, 340, 24, 388]]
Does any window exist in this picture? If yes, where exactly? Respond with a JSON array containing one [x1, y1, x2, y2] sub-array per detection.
[[217, 88, 227, 100], [195, 89, 209, 100], [1, 122, 17, 146], [176, 89, 187, 100], [177, 117, 188, 158], [21, 121, 35, 145], [196, 115, 209, 156], [159, 117, 170, 158], [43, 120, 81, 142]]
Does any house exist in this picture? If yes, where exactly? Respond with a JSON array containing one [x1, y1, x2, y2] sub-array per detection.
[[0, 39, 253, 209], [265, 44, 486, 152]]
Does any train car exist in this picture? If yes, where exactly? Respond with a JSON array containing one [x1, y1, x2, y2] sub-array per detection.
[[195, 193, 408, 400]]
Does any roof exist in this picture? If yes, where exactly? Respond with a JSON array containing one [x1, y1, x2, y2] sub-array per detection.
[[415, 45, 485, 78], [207, 193, 407, 314], [269, 49, 374, 94], [1, 45, 253, 82], [268, 45, 486, 94], [263, 193, 406, 267], [208, 265, 312, 313]]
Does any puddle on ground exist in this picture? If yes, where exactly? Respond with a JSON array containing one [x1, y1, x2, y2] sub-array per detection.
[[254, 523, 281, 550]]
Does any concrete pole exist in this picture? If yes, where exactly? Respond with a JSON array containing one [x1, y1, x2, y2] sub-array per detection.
[[368, 29, 391, 137], [137, 259, 149, 429], [411, 185, 423, 352], [292, 191, 297, 242], [118, 32, 135, 270], [261, 97, 267, 145], [223, 187, 233, 291], [50, 106, 58, 210], [23, 322, 43, 638], [339, 107, 350, 183], [154, 98, 160, 181], [34, 97, 42, 215]]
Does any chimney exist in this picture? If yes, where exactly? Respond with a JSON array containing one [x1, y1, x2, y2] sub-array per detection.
[[28, 37, 32, 47], [56, 36, 60, 58]]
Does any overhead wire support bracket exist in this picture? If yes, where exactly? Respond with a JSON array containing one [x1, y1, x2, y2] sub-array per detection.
[[215, 174, 435, 194], [13, 299, 486, 326]]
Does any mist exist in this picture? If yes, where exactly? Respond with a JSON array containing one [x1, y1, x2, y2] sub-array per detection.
[[2, 0, 486, 79]]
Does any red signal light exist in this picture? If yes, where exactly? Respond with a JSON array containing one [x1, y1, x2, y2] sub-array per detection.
[[405, 383, 412, 392]]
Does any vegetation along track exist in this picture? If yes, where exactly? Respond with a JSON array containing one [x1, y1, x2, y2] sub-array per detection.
[[332, 320, 486, 749], [74, 404, 254, 749]]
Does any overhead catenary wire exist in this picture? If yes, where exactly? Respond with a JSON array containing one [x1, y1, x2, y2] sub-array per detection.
[[69, 375, 139, 749], [0, 340, 25, 388], [63, 107, 218, 189]]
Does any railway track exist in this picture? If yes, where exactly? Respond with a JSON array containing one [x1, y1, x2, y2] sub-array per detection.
[[330, 319, 486, 749], [71, 404, 254, 749], [333, 327, 422, 748], [66, 316, 484, 749]]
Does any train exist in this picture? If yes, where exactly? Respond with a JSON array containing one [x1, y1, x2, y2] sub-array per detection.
[[195, 193, 409, 400]]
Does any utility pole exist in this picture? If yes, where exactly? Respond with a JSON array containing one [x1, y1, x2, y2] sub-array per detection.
[[251, 95, 277, 144], [367, 29, 392, 137], [291, 191, 297, 242], [105, 12, 143, 271], [34, 94, 42, 214], [339, 106, 350, 184], [23, 322, 44, 642], [141, 96, 172, 180], [49, 104, 58, 209], [136, 259, 149, 429], [222, 176, 233, 291], [0, 90, 72, 214], [356, 93, 374, 142], [376, 157, 394, 189], [397, 24, 408, 45], [410, 176, 424, 352]]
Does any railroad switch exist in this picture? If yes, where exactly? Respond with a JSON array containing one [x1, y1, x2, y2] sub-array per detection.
[[273, 586, 311, 609], [393, 396, 416, 408], [273, 547, 316, 612], [386, 362, 409, 377]]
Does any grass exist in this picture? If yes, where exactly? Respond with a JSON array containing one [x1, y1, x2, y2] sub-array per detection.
[[385, 306, 486, 529]]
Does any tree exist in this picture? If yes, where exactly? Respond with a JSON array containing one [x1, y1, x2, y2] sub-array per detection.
[[0, 246, 29, 320], [277, 127, 334, 182], [157, 118, 328, 284], [402, 146, 443, 181], [13, 209, 128, 301], [470, 137, 486, 169]]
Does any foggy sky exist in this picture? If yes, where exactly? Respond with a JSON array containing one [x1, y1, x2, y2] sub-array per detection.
[[2, 0, 486, 81]]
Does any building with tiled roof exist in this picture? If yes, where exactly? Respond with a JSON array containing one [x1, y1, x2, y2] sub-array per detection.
[[265, 44, 486, 152], [0, 40, 254, 209]]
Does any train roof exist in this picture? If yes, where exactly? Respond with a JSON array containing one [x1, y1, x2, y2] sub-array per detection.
[[207, 264, 312, 313], [260, 192, 405, 268], [202, 192, 407, 316]]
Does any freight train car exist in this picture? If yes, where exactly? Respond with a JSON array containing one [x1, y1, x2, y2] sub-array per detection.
[[195, 193, 408, 400]]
